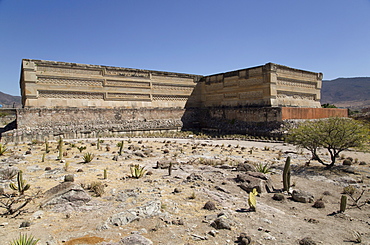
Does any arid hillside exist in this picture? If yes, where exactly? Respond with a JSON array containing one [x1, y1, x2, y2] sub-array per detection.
[[321, 77, 370, 110]]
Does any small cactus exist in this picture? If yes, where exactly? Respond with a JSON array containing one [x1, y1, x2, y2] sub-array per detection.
[[340, 195, 347, 213], [41, 152, 46, 162], [77, 145, 86, 153], [57, 137, 63, 160], [9, 170, 30, 195], [248, 188, 258, 211], [117, 140, 124, 156], [45, 138, 50, 153], [168, 162, 173, 176], [283, 156, 291, 192], [64, 162, 70, 171], [104, 169, 107, 179]]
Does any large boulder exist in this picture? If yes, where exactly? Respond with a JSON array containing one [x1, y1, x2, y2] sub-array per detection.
[[42, 182, 91, 207], [292, 190, 314, 203], [236, 172, 274, 193]]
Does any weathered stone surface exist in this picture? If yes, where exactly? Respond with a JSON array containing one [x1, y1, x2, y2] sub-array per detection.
[[236, 162, 255, 172], [155, 159, 177, 169], [292, 190, 314, 203], [236, 172, 274, 193], [299, 237, 317, 245], [210, 217, 232, 230], [42, 182, 91, 207], [120, 234, 153, 245], [109, 200, 161, 226], [186, 173, 204, 182]]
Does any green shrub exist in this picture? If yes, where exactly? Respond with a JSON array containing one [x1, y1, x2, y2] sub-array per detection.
[[83, 152, 95, 163], [0, 143, 8, 156], [89, 181, 105, 197], [9, 233, 39, 245], [254, 163, 271, 174], [130, 164, 146, 178], [77, 146, 86, 153]]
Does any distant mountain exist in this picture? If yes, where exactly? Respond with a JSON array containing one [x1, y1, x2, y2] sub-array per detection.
[[321, 77, 370, 110], [0, 91, 21, 108]]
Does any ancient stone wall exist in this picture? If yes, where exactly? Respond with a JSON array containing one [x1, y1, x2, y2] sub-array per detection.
[[1, 108, 187, 142], [21, 60, 202, 109], [197, 63, 322, 108], [8, 59, 346, 142], [281, 107, 348, 120]]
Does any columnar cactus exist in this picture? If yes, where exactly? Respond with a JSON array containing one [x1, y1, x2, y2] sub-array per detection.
[[118, 140, 124, 156], [283, 156, 291, 192], [9, 170, 30, 195], [57, 137, 63, 160], [168, 162, 173, 176], [45, 138, 50, 153], [340, 195, 347, 213]]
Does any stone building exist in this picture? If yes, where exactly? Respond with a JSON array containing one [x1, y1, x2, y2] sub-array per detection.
[[1, 59, 348, 142], [21, 60, 322, 109]]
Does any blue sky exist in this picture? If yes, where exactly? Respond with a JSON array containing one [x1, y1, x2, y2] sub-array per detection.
[[0, 0, 369, 96]]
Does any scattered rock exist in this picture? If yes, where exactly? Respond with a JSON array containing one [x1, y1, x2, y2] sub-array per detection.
[[120, 234, 153, 245], [109, 200, 161, 226], [236, 162, 255, 172], [210, 217, 232, 230], [208, 230, 218, 237], [64, 174, 74, 182], [237, 233, 251, 245], [42, 182, 91, 208], [312, 200, 325, 208], [172, 219, 184, 225], [342, 158, 352, 166], [272, 193, 285, 201], [299, 237, 317, 245], [186, 173, 204, 182], [191, 234, 208, 241], [155, 159, 177, 169], [203, 201, 217, 210], [292, 190, 314, 203], [19, 221, 31, 228], [236, 172, 274, 193]]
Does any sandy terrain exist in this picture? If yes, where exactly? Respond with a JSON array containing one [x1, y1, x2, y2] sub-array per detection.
[[0, 137, 369, 245]]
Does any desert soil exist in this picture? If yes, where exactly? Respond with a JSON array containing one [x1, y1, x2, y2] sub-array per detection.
[[0, 137, 369, 245]]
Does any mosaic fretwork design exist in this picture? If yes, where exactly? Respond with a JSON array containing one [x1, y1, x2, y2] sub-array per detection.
[[277, 77, 316, 89], [38, 90, 104, 99], [277, 92, 315, 101], [37, 76, 103, 87], [240, 91, 263, 99], [152, 95, 188, 101], [152, 83, 194, 92], [37, 66, 101, 75], [107, 93, 151, 101], [106, 80, 151, 88]]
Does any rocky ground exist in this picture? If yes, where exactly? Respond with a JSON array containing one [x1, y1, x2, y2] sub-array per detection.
[[0, 137, 369, 245]]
